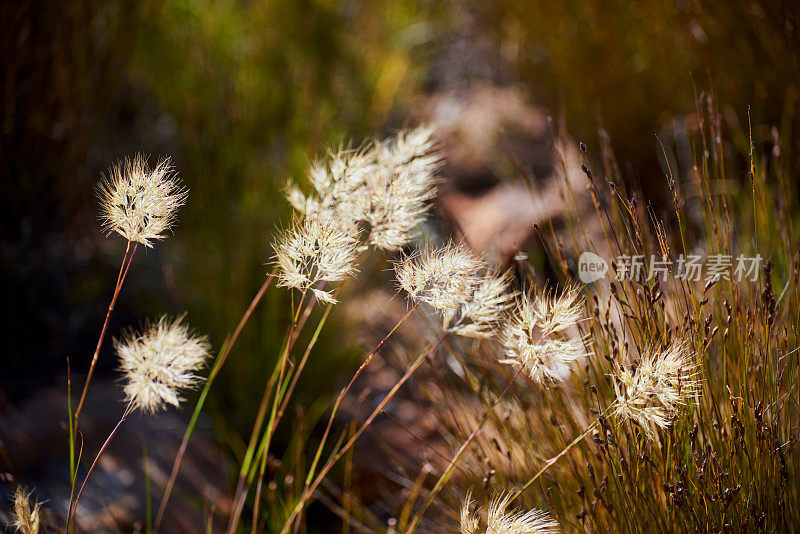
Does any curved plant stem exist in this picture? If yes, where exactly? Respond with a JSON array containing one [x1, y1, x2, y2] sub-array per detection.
[[250, 442, 270, 534], [73, 242, 137, 433], [226, 289, 308, 533], [227, 280, 348, 531], [153, 272, 275, 532], [403, 365, 526, 532], [281, 333, 450, 534], [245, 294, 338, 488], [74, 241, 139, 428], [512, 419, 600, 500], [272, 301, 336, 429], [68, 403, 134, 533], [303, 302, 420, 493], [70, 242, 137, 505]]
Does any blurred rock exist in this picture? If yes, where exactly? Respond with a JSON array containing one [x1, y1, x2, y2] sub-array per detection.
[[416, 81, 598, 263], [422, 83, 553, 188], [0, 380, 229, 533], [440, 182, 546, 264]]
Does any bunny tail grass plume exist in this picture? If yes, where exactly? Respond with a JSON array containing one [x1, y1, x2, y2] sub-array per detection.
[[285, 148, 374, 219], [612, 340, 701, 439], [11, 487, 40, 534], [460, 491, 480, 534], [359, 125, 441, 251], [97, 154, 187, 247], [532, 285, 584, 335], [487, 493, 559, 534], [461, 491, 559, 534], [273, 214, 360, 304], [500, 287, 589, 383], [284, 125, 440, 252], [395, 242, 483, 312], [116, 316, 211, 414], [445, 269, 516, 338]]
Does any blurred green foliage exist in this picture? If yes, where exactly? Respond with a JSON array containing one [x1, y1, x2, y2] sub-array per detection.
[[5, 0, 800, 527], [477, 0, 799, 173], [2, 0, 445, 440], [123, 0, 447, 431]]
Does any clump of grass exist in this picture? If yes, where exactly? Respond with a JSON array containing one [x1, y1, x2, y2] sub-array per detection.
[[322, 98, 798, 533], [6, 92, 799, 534], [11, 127, 447, 532]]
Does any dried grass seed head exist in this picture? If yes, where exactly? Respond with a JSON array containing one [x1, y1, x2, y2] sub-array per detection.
[[98, 154, 187, 247], [612, 340, 701, 439], [533, 285, 584, 335], [500, 288, 589, 383], [11, 487, 40, 534], [461, 492, 559, 534], [361, 125, 440, 250], [284, 126, 440, 251], [395, 242, 483, 312], [284, 147, 374, 219], [446, 269, 516, 338], [460, 491, 481, 534], [487, 493, 560, 534], [273, 214, 360, 304], [116, 316, 211, 414]]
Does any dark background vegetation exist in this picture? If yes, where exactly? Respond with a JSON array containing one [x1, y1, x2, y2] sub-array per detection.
[[2, 0, 799, 525]]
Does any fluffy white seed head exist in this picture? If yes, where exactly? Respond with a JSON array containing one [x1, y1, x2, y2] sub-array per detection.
[[284, 180, 320, 216], [284, 126, 440, 251], [461, 491, 481, 534], [116, 316, 210, 414], [500, 287, 589, 383], [11, 487, 40, 534], [97, 154, 187, 247], [395, 242, 483, 312], [445, 269, 516, 338], [311, 148, 375, 219], [359, 125, 440, 250], [612, 341, 701, 439], [486, 494, 560, 534], [273, 215, 360, 304], [461, 492, 559, 534], [533, 285, 584, 335]]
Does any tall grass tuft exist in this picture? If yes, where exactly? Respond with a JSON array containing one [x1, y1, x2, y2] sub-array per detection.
[[326, 100, 799, 532], [6, 96, 799, 533]]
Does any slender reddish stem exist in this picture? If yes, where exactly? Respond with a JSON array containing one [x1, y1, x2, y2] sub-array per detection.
[[153, 272, 275, 532], [305, 302, 420, 487], [404, 365, 526, 532], [226, 290, 309, 533], [73, 242, 138, 430], [68, 403, 134, 533], [282, 333, 449, 533]]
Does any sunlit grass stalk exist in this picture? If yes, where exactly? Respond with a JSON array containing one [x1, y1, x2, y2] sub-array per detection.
[[250, 438, 270, 534], [403, 364, 526, 532], [67, 402, 135, 533], [244, 294, 339, 491], [153, 271, 275, 531], [230, 231, 372, 529], [302, 302, 420, 498], [513, 419, 602, 500], [69, 241, 137, 506], [232, 290, 356, 530], [227, 289, 309, 532], [281, 333, 451, 533]]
